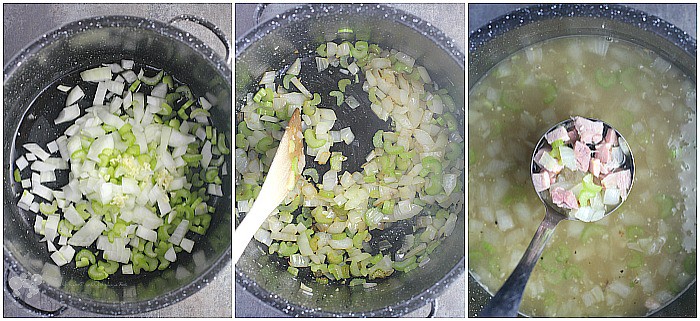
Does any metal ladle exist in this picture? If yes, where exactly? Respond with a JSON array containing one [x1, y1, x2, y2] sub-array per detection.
[[479, 117, 635, 317]]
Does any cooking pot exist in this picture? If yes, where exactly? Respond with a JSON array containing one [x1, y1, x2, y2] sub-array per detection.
[[468, 4, 696, 317], [235, 3, 464, 317], [3, 15, 232, 315]]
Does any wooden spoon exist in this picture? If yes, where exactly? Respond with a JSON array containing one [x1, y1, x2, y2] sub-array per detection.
[[233, 108, 304, 264]]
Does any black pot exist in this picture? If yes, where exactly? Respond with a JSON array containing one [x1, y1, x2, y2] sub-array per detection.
[[468, 4, 696, 317], [235, 3, 465, 317], [3, 15, 232, 315]]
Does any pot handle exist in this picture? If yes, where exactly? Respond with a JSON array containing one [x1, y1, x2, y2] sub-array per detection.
[[426, 299, 436, 318], [4, 268, 68, 317], [168, 14, 231, 64]]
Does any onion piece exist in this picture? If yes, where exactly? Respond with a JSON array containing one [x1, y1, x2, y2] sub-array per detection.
[[66, 85, 85, 106], [80, 66, 112, 82]]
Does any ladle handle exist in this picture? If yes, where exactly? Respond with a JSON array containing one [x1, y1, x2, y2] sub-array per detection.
[[480, 207, 564, 317]]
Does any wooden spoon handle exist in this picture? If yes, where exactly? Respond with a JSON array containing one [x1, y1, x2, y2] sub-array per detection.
[[233, 109, 303, 264]]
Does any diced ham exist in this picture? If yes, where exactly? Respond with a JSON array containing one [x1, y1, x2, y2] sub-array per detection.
[[546, 125, 570, 144], [574, 141, 591, 172], [568, 130, 578, 143], [589, 158, 602, 177], [532, 172, 551, 192], [601, 169, 632, 199], [551, 186, 579, 209], [596, 143, 611, 164], [574, 117, 604, 144], [604, 129, 618, 146]]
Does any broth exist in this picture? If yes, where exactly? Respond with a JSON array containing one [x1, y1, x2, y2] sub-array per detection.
[[468, 36, 696, 316]]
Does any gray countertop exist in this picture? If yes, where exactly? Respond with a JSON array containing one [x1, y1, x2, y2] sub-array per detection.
[[468, 3, 696, 318], [234, 3, 465, 318], [3, 3, 232, 317]]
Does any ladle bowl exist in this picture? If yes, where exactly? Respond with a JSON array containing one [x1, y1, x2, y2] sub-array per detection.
[[480, 117, 635, 317]]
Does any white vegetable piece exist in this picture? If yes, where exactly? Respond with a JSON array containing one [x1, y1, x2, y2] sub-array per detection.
[[46, 140, 59, 154], [164, 246, 177, 262], [24, 143, 51, 161], [63, 204, 86, 227], [180, 238, 195, 253], [44, 214, 61, 242], [68, 216, 107, 247], [15, 155, 29, 170], [168, 219, 190, 245], [50, 245, 75, 267], [80, 66, 112, 82], [135, 225, 157, 243], [66, 85, 84, 106]]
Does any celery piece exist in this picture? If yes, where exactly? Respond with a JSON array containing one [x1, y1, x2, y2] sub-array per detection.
[[310, 93, 321, 106], [549, 139, 565, 159], [381, 200, 395, 215], [338, 79, 351, 93], [88, 264, 109, 281], [655, 194, 675, 219], [384, 142, 404, 155], [421, 156, 442, 174], [625, 225, 646, 242], [442, 113, 458, 131], [627, 250, 644, 268], [620, 67, 638, 91], [302, 168, 319, 183], [175, 85, 193, 100], [595, 68, 617, 88], [253, 87, 267, 103], [425, 173, 443, 195], [580, 224, 606, 244], [141, 70, 164, 86], [287, 266, 299, 277], [329, 152, 346, 171], [217, 134, 230, 155], [255, 136, 273, 154], [555, 245, 571, 263], [158, 102, 173, 116], [329, 90, 344, 106], [303, 129, 327, 148], [499, 90, 521, 112], [393, 256, 417, 272], [75, 249, 96, 266], [129, 79, 141, 92], [372, 130, 384, 148], [327, 250, 344, 264], [540, 81, 558, 104], [13, 168, 21, 183], [278, 242, 299, 257], [283, 74, 295, 90], [316, 43, 327, 57], [190, 108, 210, 118]]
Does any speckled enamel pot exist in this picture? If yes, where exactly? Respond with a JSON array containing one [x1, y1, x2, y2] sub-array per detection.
[[469, 4, 696, 317], [4, 16, 231, 315], [236, 3, 465, 317]]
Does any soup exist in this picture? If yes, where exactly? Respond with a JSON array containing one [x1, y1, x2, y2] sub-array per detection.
[[468, 36, 696, 316]]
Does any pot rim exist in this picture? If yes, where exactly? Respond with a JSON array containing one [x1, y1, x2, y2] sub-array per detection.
[[468, 3, 697, 317], [469, 4, 696, 58], [234, 3, 464, 317], [3, 15, 232, 315]]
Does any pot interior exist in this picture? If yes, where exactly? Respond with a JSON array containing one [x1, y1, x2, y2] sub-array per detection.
[[468, 5, 696, 317], [235, 4, 464, 316], [3, 16, 232, 314]]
